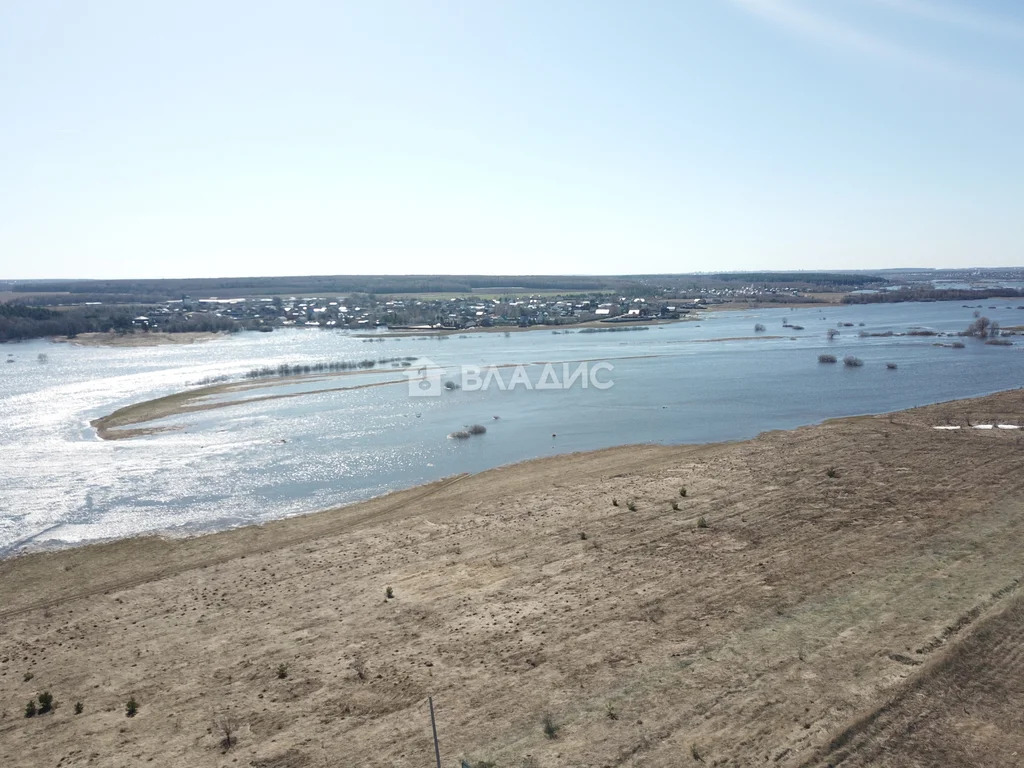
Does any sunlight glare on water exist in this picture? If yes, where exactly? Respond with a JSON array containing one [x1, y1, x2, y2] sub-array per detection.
[[2, 301, 1023, 555]]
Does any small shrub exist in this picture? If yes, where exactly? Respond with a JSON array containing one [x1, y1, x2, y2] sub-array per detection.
[[23, 672, 33, 682], [467, 424, 487, 435], [385, 585, 395, 599], [826, 466, 838, 478], [612, 498, 619, 507], [818, 354, 837, 364], [542, 713, 559, 739], [276, 663, 288, 679], [126, 697, 138, 718], [449, 430, 471, 440], [37, 691, 53, 714], [74, 701, 84, 715], [963, 316, 992, 337], [951, 341, 965, 348], [606, 701, 619, 720], [826, 328, 839, 340], [25, 700, 36, 718], [886, 362, 898, 369], [672, 501, 680, 511], [627, 501, 637, 512], [351, 657, 367, 681], [754, 323, 766, 332], [843, 356, 863, 367], [579, 532, 587, 540], [679, 487, 687, 497], [696, 516, 709, 529], [691, 742, 703, 761], [214, 714, 242, 751]]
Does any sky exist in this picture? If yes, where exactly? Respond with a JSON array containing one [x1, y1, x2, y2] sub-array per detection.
[[1, 0, 1022, 280]]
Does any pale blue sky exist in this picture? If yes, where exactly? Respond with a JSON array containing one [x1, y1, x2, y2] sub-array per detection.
[[1, 0, 1022, 279]]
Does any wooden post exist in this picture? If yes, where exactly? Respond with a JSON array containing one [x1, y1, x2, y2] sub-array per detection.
[[429, 696, 442, 768]]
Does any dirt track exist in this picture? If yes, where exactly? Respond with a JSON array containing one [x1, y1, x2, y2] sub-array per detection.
[[807, 593, 1024, 767], [2, 390, 1023, 767]]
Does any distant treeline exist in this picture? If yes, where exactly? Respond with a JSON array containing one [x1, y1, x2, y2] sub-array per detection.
[[0, 303, 239, 342], [1, 303, 131, 342], [577, 325, 650, 333], [705, 272, 886, 286], [842, 288, 1024, 304], [5, 292, 177, 307], [11, 275, 623, 300], [10, 272, 893, 301], [243, 357, 418, 379]]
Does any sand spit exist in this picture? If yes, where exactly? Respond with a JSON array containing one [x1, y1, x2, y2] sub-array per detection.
[[90, 354, 663, 440], [91, 372, 412, 440], [3, 390, 1024, 766], [51, 331, 227, 347]]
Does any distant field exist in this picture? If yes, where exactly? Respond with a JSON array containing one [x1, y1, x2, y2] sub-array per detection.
[[214, 288, 587, 302], [387, 288, 583, 300], [5, 275, 628, 300], [0, 291, 70, 302]]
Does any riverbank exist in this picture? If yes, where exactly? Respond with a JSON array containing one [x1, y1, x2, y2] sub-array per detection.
[[51, 330, 228, 347], [703, 295, 839, 311], [3, 390, 1023, 766], [355, 315, 698, 337]]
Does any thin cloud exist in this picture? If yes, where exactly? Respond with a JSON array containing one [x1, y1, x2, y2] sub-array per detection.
[[864, 0, 1024, 41], [728, 0, 1019, 94]]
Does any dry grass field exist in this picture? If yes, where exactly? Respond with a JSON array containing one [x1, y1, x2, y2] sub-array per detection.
[[2, 390, 1023, 767]]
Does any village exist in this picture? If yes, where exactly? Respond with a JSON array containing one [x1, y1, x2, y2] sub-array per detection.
[[132, 282, 813, 333]]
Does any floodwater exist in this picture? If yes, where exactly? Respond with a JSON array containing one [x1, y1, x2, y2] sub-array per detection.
[[1, 300, 1022, 555]]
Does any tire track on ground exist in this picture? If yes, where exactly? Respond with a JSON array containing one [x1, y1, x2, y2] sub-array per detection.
[[800, 586, 1024, 768]]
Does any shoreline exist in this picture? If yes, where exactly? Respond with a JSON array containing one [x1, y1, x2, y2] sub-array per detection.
[[354, 315, 697, 337], [50, 330, 229, 347], [2, 389, 1023, 765], [9, 386, 1022, 562], [15, 319, 692, 347]]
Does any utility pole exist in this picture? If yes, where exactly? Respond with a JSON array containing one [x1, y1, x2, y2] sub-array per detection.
[[429, 696, 442, 768]]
